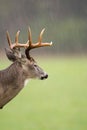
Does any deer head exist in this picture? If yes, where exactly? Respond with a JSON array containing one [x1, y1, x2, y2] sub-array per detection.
[[5, 27, 52, 80]]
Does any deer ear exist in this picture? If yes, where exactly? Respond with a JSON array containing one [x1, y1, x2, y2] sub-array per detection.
[[5, 48, 17, 62]]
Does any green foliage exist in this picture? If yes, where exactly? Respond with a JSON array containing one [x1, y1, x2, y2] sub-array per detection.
[[0, 57, 87, 130]]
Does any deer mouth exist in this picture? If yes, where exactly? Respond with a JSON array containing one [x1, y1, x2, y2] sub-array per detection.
[[40, 74, 48, 80]]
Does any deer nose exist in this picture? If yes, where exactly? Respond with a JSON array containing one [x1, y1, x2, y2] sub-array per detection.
[[40, 74, 48, 80]]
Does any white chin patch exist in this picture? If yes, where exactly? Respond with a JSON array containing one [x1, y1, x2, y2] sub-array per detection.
[[24, 79, 30, 87]]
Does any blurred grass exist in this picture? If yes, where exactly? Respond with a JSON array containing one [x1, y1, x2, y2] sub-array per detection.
[[0, 57, 87, 130]]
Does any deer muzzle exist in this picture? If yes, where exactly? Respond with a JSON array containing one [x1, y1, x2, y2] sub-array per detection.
[[40, 73, 48, 80]]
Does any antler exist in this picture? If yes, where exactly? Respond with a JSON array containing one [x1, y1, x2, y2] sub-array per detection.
[[25, 27, 52, 59], [6, 27, 52, 59], [6, 31, 29, 49], [27, 27, 52, 50]]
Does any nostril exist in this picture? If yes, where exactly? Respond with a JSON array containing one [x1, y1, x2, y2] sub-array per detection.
[[45, 74, 48, 79], [40, 74, 48, 80], [41, 76, 44, 80]]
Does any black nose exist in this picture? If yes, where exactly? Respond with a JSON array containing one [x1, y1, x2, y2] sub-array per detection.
[[41, 74, 48, 80]]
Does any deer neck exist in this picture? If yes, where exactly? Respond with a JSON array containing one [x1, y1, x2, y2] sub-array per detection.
[[0, 61, 30, 88]]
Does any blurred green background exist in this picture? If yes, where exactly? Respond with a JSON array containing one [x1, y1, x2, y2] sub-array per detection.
[[0, 0, 87, 130], [0, 0, 87, 54]]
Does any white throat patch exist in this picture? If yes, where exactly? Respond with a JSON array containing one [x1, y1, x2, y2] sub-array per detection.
[[24, 79, 30, 87]]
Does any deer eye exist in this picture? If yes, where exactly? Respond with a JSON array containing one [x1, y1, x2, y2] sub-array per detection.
[[34, 64, 37, 67]]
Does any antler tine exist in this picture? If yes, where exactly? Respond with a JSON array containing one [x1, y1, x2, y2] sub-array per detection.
[[6, 31, 12, 49], [38, 28, 52, 47], [38, 28, 45, 44], [15, 30, 20, 44], [28, 27, 32, 45]]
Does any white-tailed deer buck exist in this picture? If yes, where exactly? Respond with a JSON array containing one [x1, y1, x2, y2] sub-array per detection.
[[0, 27, 52, 109]]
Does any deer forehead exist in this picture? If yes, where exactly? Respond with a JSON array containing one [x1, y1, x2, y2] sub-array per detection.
[[22, 60, 34, 70]]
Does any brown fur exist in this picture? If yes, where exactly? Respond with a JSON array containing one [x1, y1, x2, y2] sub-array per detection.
[[0, 49, 48, 108]]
